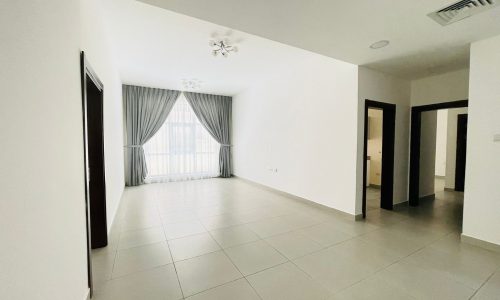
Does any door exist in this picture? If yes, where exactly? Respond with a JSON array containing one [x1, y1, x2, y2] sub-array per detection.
[[455, 114, 467, 191]]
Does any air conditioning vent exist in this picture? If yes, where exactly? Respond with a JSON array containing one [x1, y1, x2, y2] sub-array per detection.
[[428, 0, 499, 26]]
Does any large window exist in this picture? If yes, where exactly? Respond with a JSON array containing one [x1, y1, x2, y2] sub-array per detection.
[[143, 94, 220, 182]]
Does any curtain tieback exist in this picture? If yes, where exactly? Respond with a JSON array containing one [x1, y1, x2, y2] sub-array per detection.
[[124, 145, 142, 148], [221, 144, 231, 147]]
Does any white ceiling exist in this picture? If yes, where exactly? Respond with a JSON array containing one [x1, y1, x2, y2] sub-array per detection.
[[103, 0, 332, 95], [137, 0, 500, 79]]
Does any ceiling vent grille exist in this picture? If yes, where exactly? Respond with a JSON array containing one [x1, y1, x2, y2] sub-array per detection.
[[428, 0, 499, 26]]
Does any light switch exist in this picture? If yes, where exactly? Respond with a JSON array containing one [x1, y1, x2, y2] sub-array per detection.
[[494, 134, 500, 142]]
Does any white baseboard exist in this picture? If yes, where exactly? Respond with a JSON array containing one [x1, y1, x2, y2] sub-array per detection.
[[232, 175, 357, 221], [461, 234, 500, 253]]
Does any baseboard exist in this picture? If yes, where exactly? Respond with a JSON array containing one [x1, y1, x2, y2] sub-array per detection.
[[354, 214, 364, 221], [435, 175, 445, 179], [369, 184, 381, 189], [232, 175, 357, 220], [84, 288, 90, 300], [461, 234, 500, 253], [419, 194, 435, 201], [444, 187, 455, 191]]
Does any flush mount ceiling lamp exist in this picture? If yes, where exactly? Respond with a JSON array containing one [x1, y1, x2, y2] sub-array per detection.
[[209, 39, 238, 57], [182, 78, 202, 91], [369, 40, 390, 49]]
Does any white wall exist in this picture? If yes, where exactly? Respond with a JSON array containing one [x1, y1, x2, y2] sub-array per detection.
[[445, 107, 468, 189], [435, 110, 448, 177], [463, 34, 500, 246], [0, 1, 88, 299], [81, 0, 125, 232], [419, 111, 437, 197], [357, 67, 411, 214], [411, 69, 469, 106], [232, 54, 359, 215], [0, 1, 124, 299]]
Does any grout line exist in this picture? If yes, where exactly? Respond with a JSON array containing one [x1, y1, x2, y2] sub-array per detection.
[[468, 266, 500, 300], [160, 206, 186, 299], [205, 228, 264, 300]]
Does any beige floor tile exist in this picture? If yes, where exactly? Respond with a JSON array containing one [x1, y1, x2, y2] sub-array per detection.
[[332, 276, 416, 300], [163, 220, 206, 240], [279, 213, 322, 230], [169, 233, 221, 261], [298, 223, 354, 247], [94, 179, 479, 300], [404, 246, 499, 289], [377, 260, 475, 300], [328, 238, 400, 272], [247, 262, 330, 300], [185, 278, 260, 300], [118, 227, 165, 249], [94, 265, 182, 300], [175, 251, 242, 296], [112, 242, 172, 278], [265, 231, 323, 259], [359, 228, 424, 258], [293, 247, 374, 293], [210, 225, 260, 248], [225, 240, 287, 275], [247, 218, 296, 238], [472, 270, 500, 300], [200, 214, 244, 230], [119, 212, 162, 232]]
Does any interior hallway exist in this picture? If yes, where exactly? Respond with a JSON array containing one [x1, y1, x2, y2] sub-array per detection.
[[92, 178, 500, 300]]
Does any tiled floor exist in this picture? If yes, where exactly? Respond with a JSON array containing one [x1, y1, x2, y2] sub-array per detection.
[[92, 178, 500, 300]]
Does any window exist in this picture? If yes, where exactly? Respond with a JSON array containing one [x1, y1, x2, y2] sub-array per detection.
[[143, 94, 220, 182]]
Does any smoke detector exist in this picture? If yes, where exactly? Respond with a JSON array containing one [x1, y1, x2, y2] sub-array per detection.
[[428, 0, 500, 26]]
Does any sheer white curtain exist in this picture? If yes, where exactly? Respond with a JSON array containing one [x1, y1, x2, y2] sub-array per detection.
[[143, 93, 220, 182]]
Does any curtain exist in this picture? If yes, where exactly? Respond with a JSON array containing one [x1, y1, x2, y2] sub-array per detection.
[[143, 94, 220, 182], [123, 85, 180, 186], [184, 92, 232, 177]]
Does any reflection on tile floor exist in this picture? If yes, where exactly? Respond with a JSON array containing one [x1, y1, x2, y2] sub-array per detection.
[[92, 178, 500, 300]]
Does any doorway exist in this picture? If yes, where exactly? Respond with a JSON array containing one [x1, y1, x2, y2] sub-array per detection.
[[81, 52, 108, 297], [408, 100, 468, 206], [362, 100, 396, 218]]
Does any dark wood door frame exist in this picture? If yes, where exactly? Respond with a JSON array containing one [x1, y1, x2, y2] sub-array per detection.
[[455, 114, 468, 192], [408, 100, 468, 206], [81, 51, 107, 297], [362, 100, 396, 218]]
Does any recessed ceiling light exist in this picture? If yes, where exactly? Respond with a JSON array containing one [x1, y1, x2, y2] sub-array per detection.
[[369, 40, 390, 49]]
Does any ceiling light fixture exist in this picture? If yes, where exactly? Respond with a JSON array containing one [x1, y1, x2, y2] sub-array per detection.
[[182, 78, 202, 90], [369, 40, 390, 49], [209, 39, 238, 57]]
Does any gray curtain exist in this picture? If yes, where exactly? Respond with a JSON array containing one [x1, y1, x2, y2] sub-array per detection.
[[123, 85, 180, 186], [184, 92, 232, 178]]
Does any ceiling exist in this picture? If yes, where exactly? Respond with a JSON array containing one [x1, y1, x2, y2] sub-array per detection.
[[137, 0, 500, 79], [103, 0, 329, 95]]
